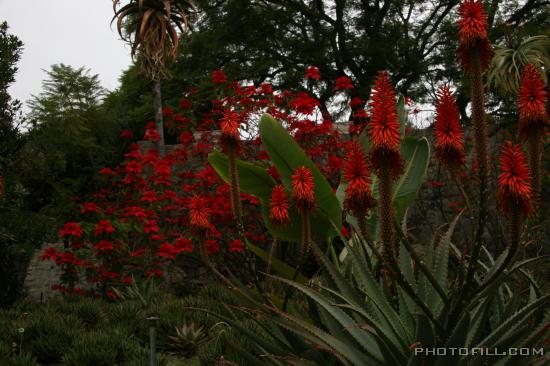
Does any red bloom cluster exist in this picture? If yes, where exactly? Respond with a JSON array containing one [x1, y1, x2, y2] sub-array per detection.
[[59, 222, 82, 238], [343, 143, 376, 216], [305, 65, 320, 80], [291, 93, 320, 115], [119, 129, 134, 140], [434, 85, 465, 169], [457, 0, 492, 71], [291, 166, 316, 213], [497, 142, 533, 215], [94, 220, 116, 236], [211, 69, 228, 84], [270, 185, 290, 227], [157, 238, 193, 259], [43, 72, 352, 293], [368, 71, 402, 178], [144, 121, 161, 142], [518, 64, 548, 136], [335, 76, 354, 91], [228, 239, 244, 253]]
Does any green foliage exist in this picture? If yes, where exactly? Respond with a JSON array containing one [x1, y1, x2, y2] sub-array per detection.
[[487, 35, 550, 95], [209, 113, 342, 244], [21, 311, 79, 363], [5, 352, 39, 366], [168, 322, 209, 358], [0, 194, 56, 307], [0, 21, 24, 163], [62, 329, 128, 366], [21, 63, 121, 217]]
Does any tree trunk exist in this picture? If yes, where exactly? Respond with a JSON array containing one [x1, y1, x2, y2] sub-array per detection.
[[152, 79, 165, 157]]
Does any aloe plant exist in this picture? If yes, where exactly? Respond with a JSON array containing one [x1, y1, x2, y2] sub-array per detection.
[[202, 216, 548, 365]]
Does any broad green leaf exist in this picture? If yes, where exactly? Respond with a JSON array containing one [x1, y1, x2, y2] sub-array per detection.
[[392, 136, 430, 220], [259, 113, 342, 235], [208, 151, 276, 199], [208, 150, 333, 242]]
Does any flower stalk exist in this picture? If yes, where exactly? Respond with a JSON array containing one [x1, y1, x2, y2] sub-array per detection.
[[367, 71, 402, 270]]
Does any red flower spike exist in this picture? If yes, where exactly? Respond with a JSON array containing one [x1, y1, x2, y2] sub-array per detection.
[[519, 64, 548, 136], [368, 71, 403, 178], [189, 196, 211, 231], [219, 110, 241, 152], [497, 142, 533, 215], [457, 1, 492, 71], [270, 185, 290, 226], [434, 85, 466, 169], [291, 166, 316, 213], [343, 143, 376, 216]]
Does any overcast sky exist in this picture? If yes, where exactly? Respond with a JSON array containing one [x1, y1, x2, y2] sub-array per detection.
[[1, 0, 132, 108]]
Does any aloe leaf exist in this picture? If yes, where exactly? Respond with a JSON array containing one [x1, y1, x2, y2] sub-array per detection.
[[406, 314, 435, 366], [269, 315, 377, 366], [246, 241, 309, 284], [464, 291, 494, 348], [345, 240, 413, 345], [189, 308, 291, 357], [272, 277, 389, 364], [473, 295, 550, 349], [432, 213, 462, 314], [433, 312, 470, 366], [396, 287, 415, 336], [489, 320, 550, 366]]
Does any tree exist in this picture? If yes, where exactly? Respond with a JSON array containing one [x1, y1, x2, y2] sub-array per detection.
[[0, 21, 24, 170], [23, 64, 118, 216], [113, 0, 196, 155]]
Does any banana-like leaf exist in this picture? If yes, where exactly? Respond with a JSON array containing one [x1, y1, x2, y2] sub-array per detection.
[[259, 113, 342, 236], [209, 151, 276, 198], [392, 136, 430, 220]]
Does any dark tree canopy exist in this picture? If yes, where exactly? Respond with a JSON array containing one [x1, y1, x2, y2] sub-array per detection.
[[0, 21, 24, 168]]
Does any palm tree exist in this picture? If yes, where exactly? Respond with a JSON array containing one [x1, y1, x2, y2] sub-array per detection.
[[112, 0, 195, 155], [487, 35, 550, 95]]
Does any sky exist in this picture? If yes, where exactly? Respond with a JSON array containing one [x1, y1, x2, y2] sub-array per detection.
[[1, 0, 132, 109]]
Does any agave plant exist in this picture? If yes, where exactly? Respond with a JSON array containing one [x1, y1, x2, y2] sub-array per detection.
[[168, 322, 210, 358], [487, 35, 550, 95]]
